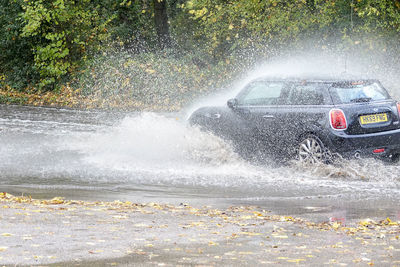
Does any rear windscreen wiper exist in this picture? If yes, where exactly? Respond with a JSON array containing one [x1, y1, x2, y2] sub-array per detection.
[[350, 97, 372, 103]]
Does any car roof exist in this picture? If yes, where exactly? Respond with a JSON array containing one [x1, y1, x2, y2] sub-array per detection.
[[251, 74, 379, 84]]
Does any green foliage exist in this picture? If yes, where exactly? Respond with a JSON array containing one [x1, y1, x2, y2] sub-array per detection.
[[75, 49, 238, 109], [2, 0, 400, 101], [19, 0, 114, 89], [106, 0, 156, 49], [0, 93, 28, 105], [180, 0, 316, 59], [182, 0, 400, 60], [0, 0, 38, 89]]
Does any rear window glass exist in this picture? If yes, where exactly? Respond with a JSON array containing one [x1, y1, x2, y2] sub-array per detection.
[[330, 82, 390, 104]]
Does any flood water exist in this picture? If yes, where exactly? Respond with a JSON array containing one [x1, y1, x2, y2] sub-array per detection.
[[1, 104, 400, 222]]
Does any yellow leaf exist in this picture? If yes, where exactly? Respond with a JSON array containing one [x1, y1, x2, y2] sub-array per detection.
[[145, 69, 156, 74], [49, 197, 64, 204], [331, 222, 341, 230], [239, 251, 254, 255], [273, 235, 288, 239], [1, 233, 13, 237], [359, 219, 375, 226], [228, 24, 234, 30], [285, 216, 294, 221]]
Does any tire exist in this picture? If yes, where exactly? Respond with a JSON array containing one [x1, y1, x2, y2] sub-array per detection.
[[384, 154, 400, 164], [297, 134, 331, 164], [392, 154, 400, 163]]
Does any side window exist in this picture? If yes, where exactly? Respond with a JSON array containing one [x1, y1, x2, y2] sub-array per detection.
[[289, 84, 324, 105], [238, 81, 285, 106]]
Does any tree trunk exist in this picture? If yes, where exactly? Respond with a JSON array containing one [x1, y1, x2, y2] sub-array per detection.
[[153, 0, 171, 49]]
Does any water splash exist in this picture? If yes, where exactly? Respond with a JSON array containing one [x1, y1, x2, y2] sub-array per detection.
[[80, 113, 270, 187], [0, 106, 399, 207]]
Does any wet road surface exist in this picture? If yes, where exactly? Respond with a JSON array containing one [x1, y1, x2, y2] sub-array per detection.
[[0, 104, 400, 222], [1, 104, 400, 265]]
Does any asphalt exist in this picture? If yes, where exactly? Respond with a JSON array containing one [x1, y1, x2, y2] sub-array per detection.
[[0, 193, 400, 266]]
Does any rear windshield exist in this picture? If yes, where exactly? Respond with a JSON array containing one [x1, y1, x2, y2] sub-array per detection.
[[329, 82, 390, 104]]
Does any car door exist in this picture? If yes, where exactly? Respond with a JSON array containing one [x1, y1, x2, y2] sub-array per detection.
[[283, 82, 329, 146], [235, 80, 289, 145]]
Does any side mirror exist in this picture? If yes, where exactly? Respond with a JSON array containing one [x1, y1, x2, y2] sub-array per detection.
[[227, 98, 238, 109]]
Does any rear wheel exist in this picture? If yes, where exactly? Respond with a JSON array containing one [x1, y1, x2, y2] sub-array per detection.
[[297, 135, 331, 164], [392, 154, 400, 163], [386, 154, 400, 164]]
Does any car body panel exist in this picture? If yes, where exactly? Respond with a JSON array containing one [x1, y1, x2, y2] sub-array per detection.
[[189, 77, 400, 162]]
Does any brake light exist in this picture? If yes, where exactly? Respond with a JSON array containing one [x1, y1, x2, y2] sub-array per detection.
[[397, 102, 400, 118], [330, 109, 347, 130], [373, 148, 385, 154]]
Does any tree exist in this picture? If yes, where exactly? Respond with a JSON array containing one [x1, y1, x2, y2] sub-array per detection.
[[0, 0, 38, 89], [19, 0, 114, 89], [153, 0, 172, 49]]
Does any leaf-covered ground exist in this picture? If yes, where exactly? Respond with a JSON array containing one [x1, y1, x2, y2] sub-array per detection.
[[0, 192, 399, 266], [0, 51, 237, 112], [0, 85, 183, 112]]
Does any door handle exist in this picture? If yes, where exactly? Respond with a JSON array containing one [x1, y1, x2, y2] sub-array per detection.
[[262, 114, 275, 118]]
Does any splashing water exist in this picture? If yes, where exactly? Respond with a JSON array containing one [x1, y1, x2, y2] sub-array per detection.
[[0, 105, 400, 219], [81, 113, 262, 183], [0, 106, 398, 186]]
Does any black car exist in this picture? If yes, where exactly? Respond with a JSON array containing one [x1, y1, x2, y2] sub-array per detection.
[[189, 77, 400, 164]]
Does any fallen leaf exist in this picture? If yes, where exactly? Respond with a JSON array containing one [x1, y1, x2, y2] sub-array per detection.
[[1, 233, 13, 237]]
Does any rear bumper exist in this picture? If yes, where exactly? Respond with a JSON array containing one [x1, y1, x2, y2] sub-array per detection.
[[324, 128, 400, 158]]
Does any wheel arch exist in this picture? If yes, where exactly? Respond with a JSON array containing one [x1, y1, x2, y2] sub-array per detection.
[[295, 131, 335, 164], [296, 131, 327, 145]]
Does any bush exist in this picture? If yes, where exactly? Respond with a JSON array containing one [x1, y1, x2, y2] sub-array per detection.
[[19, 0, 115, 89], [0, 0, 38, 89], [74, 48, 241, 110]]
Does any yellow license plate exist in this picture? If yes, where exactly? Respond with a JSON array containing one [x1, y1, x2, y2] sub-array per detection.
[[360, 113, 388, 124]]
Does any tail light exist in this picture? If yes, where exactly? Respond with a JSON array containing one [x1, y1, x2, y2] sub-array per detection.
[[330, 109, 347, 130], [373, 148, 385, 154], [397, 102, 400, 118]]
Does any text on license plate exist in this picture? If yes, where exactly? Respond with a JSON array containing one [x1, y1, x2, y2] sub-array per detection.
[[360, 113, 388, 124]]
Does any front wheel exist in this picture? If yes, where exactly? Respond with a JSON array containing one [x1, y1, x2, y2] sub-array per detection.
[[297, 135, 332, 164]]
